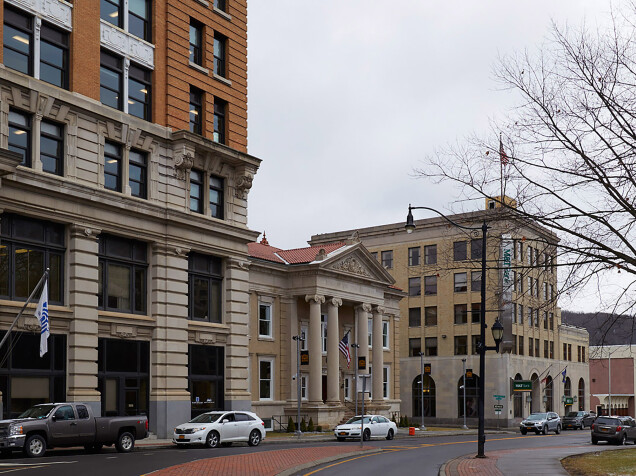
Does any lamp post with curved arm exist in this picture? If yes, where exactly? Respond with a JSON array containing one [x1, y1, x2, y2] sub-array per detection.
[[405, 205, 504, 458]]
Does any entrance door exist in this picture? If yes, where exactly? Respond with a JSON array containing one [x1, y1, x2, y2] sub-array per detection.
[[322, 375, 327, 403]]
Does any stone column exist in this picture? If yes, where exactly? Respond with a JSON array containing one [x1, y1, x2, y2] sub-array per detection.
[[327, 298, 342, 404], [355, 304, 371, 373], [372, 306, 385, 403], [66, 225, 102, 415], [306, 294, 325, 404]]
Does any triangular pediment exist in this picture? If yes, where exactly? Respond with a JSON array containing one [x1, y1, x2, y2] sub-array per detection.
[[321, 245, 395, 285]]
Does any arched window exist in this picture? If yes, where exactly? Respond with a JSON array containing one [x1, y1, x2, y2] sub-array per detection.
[[530, 373, 540, 413], [513, 373, 523, 418], [458, 374, 479, 418], [578, 378, 585, 411], [564, 377, 572, 412], [545, 376, 553, 412], [412, 375, 436, 417]]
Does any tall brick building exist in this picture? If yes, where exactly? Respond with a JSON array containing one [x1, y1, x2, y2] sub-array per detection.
[[0, 0, 259, 437]]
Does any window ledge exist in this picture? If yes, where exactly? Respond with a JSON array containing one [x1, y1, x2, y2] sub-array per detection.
[[194, 0, 209, 6], [189, 61, 209, 75], [98, 310, 155, 322], [213, 7, 232, 21], [213, 73, 232, 86], [188, 320, 230, 332], [258, 336, 274, 341]]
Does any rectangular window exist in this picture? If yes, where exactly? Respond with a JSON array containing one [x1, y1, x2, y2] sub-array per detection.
[[549, 312, 554, 330], [40, 120, 64, 176], [8, 109, 31, 167], [582, 347, 585, 363], [383, 366, 389, 398], [543, 282, 548, 300], [471, 335, 480, 355], [534, 309, 539, 327], [300, 324, 308, 351], [512, 335, 517, 354], [213, 33, 227, 77], [98, 234, 147, 314], [409, 338, 421, 357], [343, 376, 350, 400], [382, 321, 389, 349], [563, 343, 567, 360], [424, 306, 437, 326], [209, 175, 224, 219], [40, 23, 69, 89], [190, 169, 204, 213], [470, 238, 483, 260], [528, 337, 534, 356], [0, 214, 65, 304], [214, 0, 226, 12], [528, 307, 533, 327], [454, 336, 467, 355], [128, 0, 151, 41], [454, 304, 467, 325], [424, 275, 437, 295], [550, 341, 554, 359], [550, 284, 554, 300], [519, 305, 523, 326], [512, 271, 517, 291], [408, 307, 421, 327], [453, 241, 467, 261], [258, 303, 272, 338], [189, 20, 203, 65], [128, 63, 151, 120], [425, 337, 437, 356], [370, 252, 378, 261], [516, 241, 522, 261], [408, 247, 420, 266], [424, 245, 437, 264], [129, 149, 147, 199], [101, 0, 122, 27], [321, 315, 327, 352], [535, 339, 540, 358], [104, 141, 122, 192], [518, 272, 523, 293], [454, 272, 467, 292], [527, 246, 532, 266], [367, 319, 372, 347], [408, 277, 421, 297], [471, 271, 481, 292], [518, 336, 524, 355], [213, 98, 227, 144], [100, 51, 122, 111], [512, 303, 517, 323], [381, 250, 393, 269], [259, 359, 273, 400], [4, 6, 33, 76], [300, 374, 307, 400], [528, 276, 533, 296], [188, 252, 223, 323], [189, 86, 203, 135], [577, 345, 581, 362], [471, 302, 481, 324], [568, 344, 572, 361]]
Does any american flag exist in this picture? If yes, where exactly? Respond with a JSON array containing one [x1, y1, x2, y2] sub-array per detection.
[[499, 139, 509, 165], [339, 331, 351, 368]]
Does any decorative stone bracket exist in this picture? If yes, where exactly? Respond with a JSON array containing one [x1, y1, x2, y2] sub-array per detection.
[[174, 150, 194, 180], [234, 173, 253, 199]]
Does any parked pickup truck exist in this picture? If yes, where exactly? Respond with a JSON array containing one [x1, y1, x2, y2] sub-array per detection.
[[0, 402, 148, 457]]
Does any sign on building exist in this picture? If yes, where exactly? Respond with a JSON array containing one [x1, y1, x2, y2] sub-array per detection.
[[500, 234, 514, 352]]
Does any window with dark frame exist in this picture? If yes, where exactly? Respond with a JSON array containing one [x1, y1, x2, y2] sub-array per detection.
[[188, 252, 223, 324], [128, 63, 151, 121], [454, 272, 467, 292], [214, 0, 226, 12], [409, 338, 421, 357], [424, 244, 437, 264], [189, 20, 203, 65], [189, 169, 203, 213], [454, 335, 467, 355], [528, 337, 534, 356], [535, 338, 540, 358], [8, 109, 31, 167], [101, 0, 122, 28], [129, 149, 147, 199], [213, 98, 227, 144], [471, 302, 481, 324], [0, 214, 65, 304], [128, 0, 151, 42], [424, 306, 437, 326], [103, 141, 122, 192], [40, 120, 64, 176], [100, 51, 123, 111], [408, 277, 421, 296], [408, 247, 420, 266], [470, 238, 482, 260], [40, 23, 68, 89], [425, 337, 437, 356], [209, 175, 224, 219], [189, 86, 203, 135], [3, 6, 33, 76], [424, 275, 437, 295], [188, 344, 224, 417], [518, 336, 524, 355], [471, 335, 480, 355], [213, 33, 227, 77], [454, 304, 467, 324], [408, 307, 421, 327], [470, 271, 481, 292], [98, 234, 147, 314], [381, 250, 393, 269], [453, 241, 467, 261], [544, 340, 549, 359]]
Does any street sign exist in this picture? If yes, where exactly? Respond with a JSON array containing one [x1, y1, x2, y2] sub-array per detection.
[[424, 363, 431, 375], [564, 397, 574, 405], [357, 356, 366, 370], [494, 395, 505, 400], [512, 380, 532, 392], [466, 368, 473, 378], [494, 404, 504, 409], [300, 351, 309, 365]]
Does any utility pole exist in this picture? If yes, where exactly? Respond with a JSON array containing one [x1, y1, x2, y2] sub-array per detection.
[[292, 334, 304, 438]]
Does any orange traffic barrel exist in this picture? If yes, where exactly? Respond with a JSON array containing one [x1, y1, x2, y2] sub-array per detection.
[[409, 427, 415, 436]]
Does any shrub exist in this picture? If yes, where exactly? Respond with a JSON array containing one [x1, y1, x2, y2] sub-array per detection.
[[316, 425, 322, 432], [399, 415, 405, 427], [300, 418, 307, 432], [287, 417, 295, 433], [308, 417, 315, 432]]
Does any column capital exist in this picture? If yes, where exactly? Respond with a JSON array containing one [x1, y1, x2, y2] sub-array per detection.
[[373, 306, 386, 316], [305, 294, 325, 304], [328, 297, 343, 308], [70, 224, 102, 241], [355, 303, 373, 313]]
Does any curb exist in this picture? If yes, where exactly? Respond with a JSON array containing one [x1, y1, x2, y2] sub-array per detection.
[[276, 448, 382, 476]]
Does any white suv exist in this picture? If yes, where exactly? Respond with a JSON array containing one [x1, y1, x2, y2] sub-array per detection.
[[520, 412, 561, 435]]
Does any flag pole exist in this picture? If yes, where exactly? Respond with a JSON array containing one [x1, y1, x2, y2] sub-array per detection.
[[0, 268, 49, 353], [500, 133, 504, 204]]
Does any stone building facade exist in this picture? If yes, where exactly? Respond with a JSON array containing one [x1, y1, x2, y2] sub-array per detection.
[[311, 201, 589, 427]]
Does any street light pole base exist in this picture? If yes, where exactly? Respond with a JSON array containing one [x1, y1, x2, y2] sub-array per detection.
[[420, 425, 427, 431], [462, 425, 469, 430], [475, 454, 487, 459]]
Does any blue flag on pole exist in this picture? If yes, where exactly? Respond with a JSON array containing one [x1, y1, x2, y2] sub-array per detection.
[[35, 281, 49, 358], [561, 368, 567, 383]]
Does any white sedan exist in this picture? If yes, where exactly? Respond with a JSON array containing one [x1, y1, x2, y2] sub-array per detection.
[[173, 411, 266, 448], [334, 415, 397, 441]]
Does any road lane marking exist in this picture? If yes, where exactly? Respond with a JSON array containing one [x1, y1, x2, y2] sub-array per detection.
[[0, 462, 77, 466]]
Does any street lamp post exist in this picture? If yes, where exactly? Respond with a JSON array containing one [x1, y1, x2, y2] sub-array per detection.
[[406, 205, 504, 458], [292, 334, 305, 438], [462, 358, 468, 430], [419, 352, 426, 431], [352, 343, 360, 417]]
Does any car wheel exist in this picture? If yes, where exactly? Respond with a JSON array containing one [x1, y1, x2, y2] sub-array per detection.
[[116, 431, 135, 453], [205, 431, 220, 449], [248, 430, 261, 447], [592, 436, 598, 445], [520, 428, 527, 435], [542, 426, 547, 435], [386, 429, 394, 440], [620, 433, 627, 445], [363, 429, 371, 441], [555, 425, 561, 435], [24, 434, 46, 458]]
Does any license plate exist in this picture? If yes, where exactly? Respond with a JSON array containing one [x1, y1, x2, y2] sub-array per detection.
[[179, 435, 185, 439], [339, 432, 347, 435], [601, 428, 609, 433], [526, 426, 533, 429]]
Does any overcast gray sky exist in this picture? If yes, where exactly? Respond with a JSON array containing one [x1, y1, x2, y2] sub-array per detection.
[[245, 1, 614, 311]]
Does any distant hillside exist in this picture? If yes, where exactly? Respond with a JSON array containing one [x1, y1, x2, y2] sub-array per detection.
[[561, 310, 636, 347]]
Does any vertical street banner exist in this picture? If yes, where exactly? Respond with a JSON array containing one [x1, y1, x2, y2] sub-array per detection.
[[500, 234, 513, 352]]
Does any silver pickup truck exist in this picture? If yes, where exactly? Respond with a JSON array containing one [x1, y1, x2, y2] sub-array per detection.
[[0, 402, 148, 457]]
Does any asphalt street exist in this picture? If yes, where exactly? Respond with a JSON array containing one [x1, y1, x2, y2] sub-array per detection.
[[0, 430, 600, 475]]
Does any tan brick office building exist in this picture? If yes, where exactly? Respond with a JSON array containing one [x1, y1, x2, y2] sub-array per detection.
[[0, 0, 259, 437], [311, 201, 589, 427]]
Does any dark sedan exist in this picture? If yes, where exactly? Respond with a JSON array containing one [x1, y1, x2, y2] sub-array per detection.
[[562, 411, 595, 430], [591, 416, 636, 445]]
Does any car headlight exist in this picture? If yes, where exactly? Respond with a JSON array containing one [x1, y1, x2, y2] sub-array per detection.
[[9, 425, 23, 436], [192, 427, 207, 433]]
